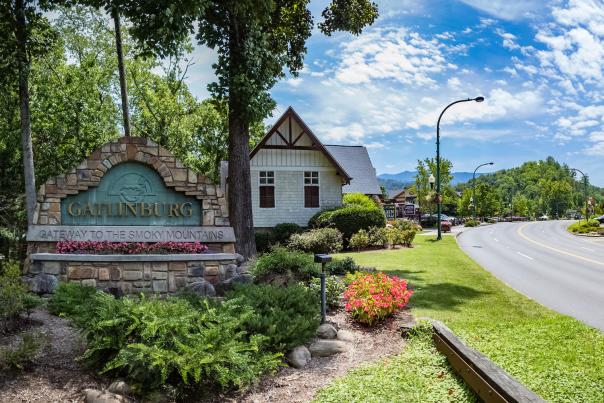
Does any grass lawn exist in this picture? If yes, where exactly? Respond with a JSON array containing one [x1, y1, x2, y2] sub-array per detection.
[[316, 236, 604, 402]]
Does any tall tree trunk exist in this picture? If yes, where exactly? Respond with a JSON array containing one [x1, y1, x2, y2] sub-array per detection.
[[14, 0, 36, 226], [112, 7, 130, 137], [227, 111, 256, 258], [226, 14, 256, 258]]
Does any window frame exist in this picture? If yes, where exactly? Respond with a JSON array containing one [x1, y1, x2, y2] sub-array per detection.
[[303, 171, 320, 208], [258, 171, 275, 209]]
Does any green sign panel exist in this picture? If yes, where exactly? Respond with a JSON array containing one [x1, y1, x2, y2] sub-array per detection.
[[61, 162, 200, 226]]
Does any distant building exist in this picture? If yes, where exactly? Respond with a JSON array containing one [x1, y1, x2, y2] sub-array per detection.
[[388, 188, 417, 205], [386, 187, 420, 220], [221, 106, 381, 228]]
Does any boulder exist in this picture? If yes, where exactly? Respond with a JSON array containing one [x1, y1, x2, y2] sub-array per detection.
[[336, 329, 355, 342], [83, 389, 127, 403], [286, 345, 311, 369], [222, 273, 253, 291], [107, 380, 130, 396], [237, 262, 251, 274], [29, 273, 58, 294], [234, 253, 245, 264], [225, 263, 238, 279], [309, 339, 348, 357], [399, 319, 418, 337], [186, 280, 216, 298], [316, 323, 337, 339]]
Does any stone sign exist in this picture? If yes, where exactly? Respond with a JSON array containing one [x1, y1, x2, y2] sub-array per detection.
[[61, 162, 200, 225], [27, 225, 235, 243], [26, 137, 238, 295]]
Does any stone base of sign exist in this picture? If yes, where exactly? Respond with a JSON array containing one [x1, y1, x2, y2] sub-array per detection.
[[26, 253, 246, 295]]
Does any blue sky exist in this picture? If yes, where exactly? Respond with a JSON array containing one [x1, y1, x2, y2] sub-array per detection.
[[185, 0, 604, 186]]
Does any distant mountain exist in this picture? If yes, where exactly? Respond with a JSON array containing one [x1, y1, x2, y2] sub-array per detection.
[[378, 171, 487, 192]]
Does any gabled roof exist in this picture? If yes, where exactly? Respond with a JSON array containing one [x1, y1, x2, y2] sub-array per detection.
[[324, 145, 381, 195], [250, 107, 352, 183], [388, 188, 416, 200]]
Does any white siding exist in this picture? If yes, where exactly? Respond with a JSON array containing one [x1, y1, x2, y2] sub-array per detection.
[[251, 148, 333, 168], [251, 168, 343, 228]]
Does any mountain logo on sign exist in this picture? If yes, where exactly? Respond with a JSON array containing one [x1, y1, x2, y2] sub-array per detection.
[[108, 173, 156, 203]]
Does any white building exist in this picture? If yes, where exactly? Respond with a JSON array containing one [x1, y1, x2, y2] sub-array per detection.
[[222, 107, 381, 229]]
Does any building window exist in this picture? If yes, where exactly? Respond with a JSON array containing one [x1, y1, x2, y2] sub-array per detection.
[[304, 171, 320, 208], [259, 171, 275, 208]]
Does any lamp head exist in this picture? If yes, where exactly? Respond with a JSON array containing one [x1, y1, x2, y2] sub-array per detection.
[[428, 174, 435, 184], [488, 162, 494, 165], [475, 96, 485, 102]]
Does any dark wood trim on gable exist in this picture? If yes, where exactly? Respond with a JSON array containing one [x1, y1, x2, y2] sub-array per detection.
[[249, 107, 352, 184]]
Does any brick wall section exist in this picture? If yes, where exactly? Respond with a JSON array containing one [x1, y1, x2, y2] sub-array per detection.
[[30, 136, 233, 254]]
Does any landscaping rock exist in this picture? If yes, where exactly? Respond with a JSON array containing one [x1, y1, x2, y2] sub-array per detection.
[[83, 388, 127, 403], [234, 253, 245, 264], [30, 273, 58, 294], [316, 323, 337, 339], [286, 345, 311, 369], [107, 380, 130, 396], [186, 280, 216, 298], [399, 319, 419, 337], [336, 329, 355, 342], [237, 262, 251, 274], [309, 339, 348, 357], [225, 263, 238, 278]]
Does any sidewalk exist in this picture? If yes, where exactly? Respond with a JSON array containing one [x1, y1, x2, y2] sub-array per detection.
[[418, 225, 465, 236]]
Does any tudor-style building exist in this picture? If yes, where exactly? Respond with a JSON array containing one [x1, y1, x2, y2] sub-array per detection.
[[222, 107, 381, 228]]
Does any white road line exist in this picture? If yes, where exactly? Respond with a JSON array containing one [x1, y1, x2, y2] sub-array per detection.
[[517, 252, 534, 260], [580, 247, 595, 252]]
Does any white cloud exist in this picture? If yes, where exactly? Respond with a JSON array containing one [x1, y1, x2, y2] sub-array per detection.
[[364, 142, 385, 149], [459, 0, 544, 20], [334, 27, 457, 87]]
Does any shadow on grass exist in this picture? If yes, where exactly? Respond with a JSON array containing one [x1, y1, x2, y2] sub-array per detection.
[[410, 283, 488, 312]]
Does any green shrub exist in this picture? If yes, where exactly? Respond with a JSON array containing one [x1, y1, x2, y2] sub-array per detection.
[[384, 227, 416, 247], [307, 276, 346, 310], [0, 332, 43, 371], [272, 223, 302, 244], [251, 247, 319, 284], [343, 193, 378, 209], [309, 206, 386, 242], [568, 219, 601, 234], [392, 219, 422, 232], [72, 292, 281, 394], [22, 293, 44, 318], [326, 257, 359, 275], [367, 226, 387, 247], [48, 283, 100, 326], [464, 220, 480, 227], [255, 231, 273, 253], [226, 284, 320, 352], [287, 228, 343, 254], [0, 261, 27, 331], [349, 229, 370, 251], [308, 207, 339, 228]]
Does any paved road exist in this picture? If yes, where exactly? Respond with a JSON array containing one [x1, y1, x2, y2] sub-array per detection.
[[457, 220, 604, 331]]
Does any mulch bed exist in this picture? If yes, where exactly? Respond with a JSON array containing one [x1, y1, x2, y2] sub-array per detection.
[[0, 308, 106, 403]]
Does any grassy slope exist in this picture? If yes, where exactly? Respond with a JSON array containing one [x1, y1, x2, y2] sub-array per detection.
[[318, 237, 604, 402]]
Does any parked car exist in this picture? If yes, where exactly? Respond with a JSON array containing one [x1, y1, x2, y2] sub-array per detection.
[[441, 220, 452, 232], [538, 215, 549, 221], [595, 215, 604, 224]]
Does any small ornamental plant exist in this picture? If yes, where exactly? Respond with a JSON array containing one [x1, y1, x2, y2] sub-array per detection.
[[56, 241, 208, 255], [344, 273, 413, 326]]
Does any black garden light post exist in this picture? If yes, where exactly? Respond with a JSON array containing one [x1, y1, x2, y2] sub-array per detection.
[[314, 253, 332, 323], [570, 168, 589, 223], [435, 97, 485, 240], [472, 162, 494, 222]]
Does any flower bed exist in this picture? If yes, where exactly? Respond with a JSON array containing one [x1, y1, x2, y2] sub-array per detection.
[[344, 272, 413, 325], [55, 240, 208, 255]]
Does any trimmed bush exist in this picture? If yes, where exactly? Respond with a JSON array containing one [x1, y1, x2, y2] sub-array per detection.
[[272, 223, 302, 245], [384, 227, 416, 248], [250, 247, 319, 284], [326, 257, 359, 275], [367, 226, 387, 247], [226, 284, 320, 352], [464, 220, 480, 227], [343, 193, 379, 209], [392, 219, 422, 232], [0, 261, 27, 331], [287, 228, 343, 254], [309, 206, 386, 242], [344, 273, 413, 326], [349, 229, 370, 251], [307, 276, 346, 310], [568, 219, 601, 234]]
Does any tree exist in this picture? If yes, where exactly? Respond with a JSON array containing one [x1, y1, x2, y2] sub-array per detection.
[[414, 157, 453, 214], [112, 0, 378, 257]]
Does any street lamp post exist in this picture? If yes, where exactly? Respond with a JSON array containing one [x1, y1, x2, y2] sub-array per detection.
[[570, 168, 588, 223], [428, 174, 435, 220], [436, 97, 485, 240], [472, 162, 494, 222]]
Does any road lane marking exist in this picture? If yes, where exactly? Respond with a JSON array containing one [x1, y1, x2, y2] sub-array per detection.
[[580, 247, 595, 252], [516, 252, 534, 260], [517, 223, 604, 268]]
